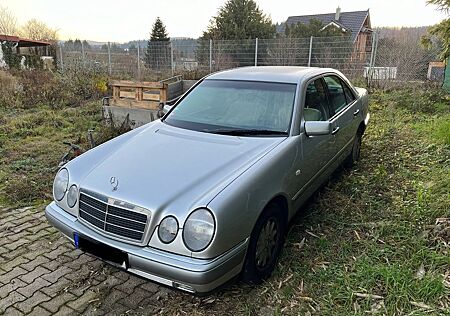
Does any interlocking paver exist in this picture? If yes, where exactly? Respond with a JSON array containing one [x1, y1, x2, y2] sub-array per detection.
[[140, 281, 160, 293], [114, 276, 146, 294], [66, 290, 97, 312], [16, 277, 51, 297], [1, 247, 29, 261], [43, 246, 71, 260], [119, 287, 150, 308], [4, 239, 29, 251], [26, 222, 51, 235], [40, 277, 72, 297], [0, 267, 28, 284], [28, 305, 52, 316], [14, 291, 51, 314], [53, 305, 78, 316], [19, 266, 51, 284], [3, 306, 23, 316], [21, 256, 50, 272], [0, 291, 26, 313], [40, 291, 76, 313], [1, 206, 171, 315], [0, 278, 27, 299], [41, 266, 72, 283], [0, 256, 30, 273]]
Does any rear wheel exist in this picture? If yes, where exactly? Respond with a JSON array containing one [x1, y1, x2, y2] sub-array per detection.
[[345, 129, 363, 167], [242, 203, 286, 284]]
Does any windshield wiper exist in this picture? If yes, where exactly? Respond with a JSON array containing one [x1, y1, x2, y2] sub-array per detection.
[[202, 128, 288, 136]]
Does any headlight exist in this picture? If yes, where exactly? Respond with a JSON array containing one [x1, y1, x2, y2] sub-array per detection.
[[67, 185, 78, 208], [53, 168, 69, 201], [183, 208, 215, 252], [158, 216, 179, 243]]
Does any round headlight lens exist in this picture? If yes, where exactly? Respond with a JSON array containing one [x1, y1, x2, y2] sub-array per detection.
[[53, 168, 69, 201], [67, 185, 78, 208], [183, 208, 215, 252], [158, 216, 179, 244]]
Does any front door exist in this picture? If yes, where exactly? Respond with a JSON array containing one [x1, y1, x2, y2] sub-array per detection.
[[292, 77, 333, 208]]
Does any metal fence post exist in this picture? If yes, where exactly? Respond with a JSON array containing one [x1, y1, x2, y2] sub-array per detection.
[[308, 36, 313, 67], [372, 32, 379, 68], [255, 38, 258, 66], [170, 41, 174, 76], [368, 32, 377, 87], [107, 42, 112, 76], [81, 40, 85, 63], [59, 43, 64, 72], [137, 41, 141, 80], [209, 39, 212, 73]]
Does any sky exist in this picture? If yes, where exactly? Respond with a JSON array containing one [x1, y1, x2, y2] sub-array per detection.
[[0, 0, 447, 42]]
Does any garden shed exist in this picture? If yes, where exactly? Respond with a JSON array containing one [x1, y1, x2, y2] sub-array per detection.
[[0, 34, 53, 69]]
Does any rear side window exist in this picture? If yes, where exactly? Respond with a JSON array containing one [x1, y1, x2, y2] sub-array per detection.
[[342, 80, 356, 104], [304, 79, 330, 121], [324, 76, 347, 114]]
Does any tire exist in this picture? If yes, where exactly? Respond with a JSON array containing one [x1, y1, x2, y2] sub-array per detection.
[[345, 129, 363, 167], [242, 203, 286, 284]]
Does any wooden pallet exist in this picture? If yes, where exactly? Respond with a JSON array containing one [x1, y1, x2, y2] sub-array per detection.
[[110, 80, 169, 110]]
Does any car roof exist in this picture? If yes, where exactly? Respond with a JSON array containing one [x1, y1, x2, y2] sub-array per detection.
[[206, 66, 336, 84]]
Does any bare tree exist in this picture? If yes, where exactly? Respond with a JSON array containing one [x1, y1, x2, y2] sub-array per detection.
[[21, 19, 58, 42], [0, 5, 19, 36]]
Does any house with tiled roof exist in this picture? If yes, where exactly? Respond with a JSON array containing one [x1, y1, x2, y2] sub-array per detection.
[[277, 7, 373, 58]]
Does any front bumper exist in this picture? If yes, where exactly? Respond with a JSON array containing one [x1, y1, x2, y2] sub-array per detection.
[[45, 202, 247, 293]]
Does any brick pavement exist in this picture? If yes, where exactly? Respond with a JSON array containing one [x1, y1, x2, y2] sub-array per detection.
[[0, 206, 182, 315]]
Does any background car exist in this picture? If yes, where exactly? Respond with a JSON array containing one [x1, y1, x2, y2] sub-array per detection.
[[46, 66, 369, 293]]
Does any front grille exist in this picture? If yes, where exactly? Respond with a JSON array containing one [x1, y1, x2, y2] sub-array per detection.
[[78, 191, 148, 242]]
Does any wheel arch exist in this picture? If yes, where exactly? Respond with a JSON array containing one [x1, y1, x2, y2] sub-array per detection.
[[262, 194, 289, 230]]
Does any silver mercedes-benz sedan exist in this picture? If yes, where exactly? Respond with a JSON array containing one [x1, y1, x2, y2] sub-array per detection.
[[45, 66, 369, 293]]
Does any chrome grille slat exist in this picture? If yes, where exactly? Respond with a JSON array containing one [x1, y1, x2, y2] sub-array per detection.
[[78, 191, 149, 242], [108, 205, 147, 223], [79, 202, 106, 221], [106, 214, 146, 231], [79, 210, 104, 229]]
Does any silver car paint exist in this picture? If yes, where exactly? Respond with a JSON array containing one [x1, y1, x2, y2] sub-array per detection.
[[45, 66, 369, 292]]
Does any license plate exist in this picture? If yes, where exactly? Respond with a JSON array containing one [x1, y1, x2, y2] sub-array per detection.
[[73, 232, 128, 268]]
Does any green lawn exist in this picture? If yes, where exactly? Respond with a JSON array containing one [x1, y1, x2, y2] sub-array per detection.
[[0, 86, 449, 315]]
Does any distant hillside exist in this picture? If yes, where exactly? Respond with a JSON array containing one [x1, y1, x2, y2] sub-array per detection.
[[375, 26, 430, 40]]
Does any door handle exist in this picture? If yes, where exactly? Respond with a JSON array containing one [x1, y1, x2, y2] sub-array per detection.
[[353, 109, 360, 116], [331, 126, 340, 135]]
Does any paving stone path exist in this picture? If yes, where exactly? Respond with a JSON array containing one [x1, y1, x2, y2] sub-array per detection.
[[0, 206, 181, 315]]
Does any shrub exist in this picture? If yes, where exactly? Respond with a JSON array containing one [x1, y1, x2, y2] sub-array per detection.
[[0, 70, 19, 107]]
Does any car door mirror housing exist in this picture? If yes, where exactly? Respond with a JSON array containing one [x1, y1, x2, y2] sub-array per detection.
[[163, 104, 173, 114], [304, 121, 332, 136]]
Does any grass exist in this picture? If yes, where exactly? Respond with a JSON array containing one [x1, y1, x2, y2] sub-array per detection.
[[0, 85, 449, 315]]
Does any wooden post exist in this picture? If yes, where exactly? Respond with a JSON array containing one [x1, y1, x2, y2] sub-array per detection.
[[160, 83, 168, 102]]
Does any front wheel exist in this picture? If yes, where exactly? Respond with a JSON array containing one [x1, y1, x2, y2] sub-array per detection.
[[242, 203, 286, 284]]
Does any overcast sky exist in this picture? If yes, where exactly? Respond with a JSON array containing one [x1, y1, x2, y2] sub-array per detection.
[[1, 0, 447, 42]]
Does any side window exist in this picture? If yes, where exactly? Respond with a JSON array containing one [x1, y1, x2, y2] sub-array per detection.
[[324, 76, 347, 114], [341, 80, 356, 104], [304, 79, 330, 121]]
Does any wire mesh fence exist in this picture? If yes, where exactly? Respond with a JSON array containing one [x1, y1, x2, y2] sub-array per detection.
[[56, 34, 444, 88]]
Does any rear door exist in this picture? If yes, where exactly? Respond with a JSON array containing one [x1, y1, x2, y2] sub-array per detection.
[[323, 75, 359, 165]]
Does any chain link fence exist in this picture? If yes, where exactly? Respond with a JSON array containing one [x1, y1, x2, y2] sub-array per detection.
[[56, 34, 444, 88]]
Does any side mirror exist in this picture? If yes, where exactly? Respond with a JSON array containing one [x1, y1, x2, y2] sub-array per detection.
[[163, 104, 173, 114], [304, 121, 332, 136]]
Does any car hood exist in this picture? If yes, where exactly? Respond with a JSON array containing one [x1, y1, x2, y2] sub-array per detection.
[[78, 121, 285, 219]]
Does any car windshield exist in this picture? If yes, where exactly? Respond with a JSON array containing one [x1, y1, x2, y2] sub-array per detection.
[[164, 80, 297, 136]]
